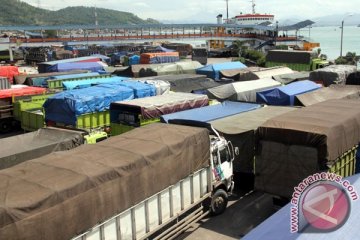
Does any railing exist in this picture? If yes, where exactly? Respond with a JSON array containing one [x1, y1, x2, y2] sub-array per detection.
[[9, 33, 299, 43]]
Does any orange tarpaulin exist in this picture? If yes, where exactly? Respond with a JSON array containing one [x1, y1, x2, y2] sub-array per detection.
[[0, 66, 19, 84], [140, 52, 180, 64], [0, 86, 46, 99]]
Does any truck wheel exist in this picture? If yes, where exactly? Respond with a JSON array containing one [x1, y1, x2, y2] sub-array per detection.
[[0, 120, 12, 133], [211, 189, 228, 215]]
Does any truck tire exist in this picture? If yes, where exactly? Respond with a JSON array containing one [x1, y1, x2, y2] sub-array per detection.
[[0, 119, 12, 133], [211, 189, 228, 215]]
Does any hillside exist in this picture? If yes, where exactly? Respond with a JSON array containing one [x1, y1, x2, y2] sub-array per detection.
[[0, 0, 159, 26], [312, 13, 360, 26]]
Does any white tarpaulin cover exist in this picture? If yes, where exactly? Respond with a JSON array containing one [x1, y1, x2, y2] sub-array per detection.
[[207, 78, 281, 102]]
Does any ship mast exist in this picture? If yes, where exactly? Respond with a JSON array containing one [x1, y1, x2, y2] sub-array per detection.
[[252, 0, 256, 14]]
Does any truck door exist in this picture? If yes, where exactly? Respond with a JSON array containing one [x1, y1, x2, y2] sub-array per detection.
[[218, 147, 233, 181], [211, 146, 233, 182]]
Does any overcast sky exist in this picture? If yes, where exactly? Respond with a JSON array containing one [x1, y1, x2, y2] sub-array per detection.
[[23, 0, 358, 23]]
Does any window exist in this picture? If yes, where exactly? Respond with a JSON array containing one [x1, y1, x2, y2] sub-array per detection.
[[219, 148, 230, 162], [118, 113, 137, 125]]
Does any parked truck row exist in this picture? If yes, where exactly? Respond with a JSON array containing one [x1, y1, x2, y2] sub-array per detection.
[[2, 97, 360, 239], [0, 123, 235, 240]]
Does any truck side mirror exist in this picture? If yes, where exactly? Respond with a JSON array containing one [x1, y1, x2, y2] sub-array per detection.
[[227, 141, 237, 162], [234, 147, 239, 156]]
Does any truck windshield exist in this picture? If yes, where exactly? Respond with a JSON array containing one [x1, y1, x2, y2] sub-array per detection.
[[219, 148, 230, 162], [117, 113, 139, 126]]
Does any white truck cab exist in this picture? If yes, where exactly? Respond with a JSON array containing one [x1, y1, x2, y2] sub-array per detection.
[[209, 126, 236, 215]]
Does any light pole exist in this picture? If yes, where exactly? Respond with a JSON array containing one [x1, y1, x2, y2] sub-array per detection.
[[225, 0, 229, 20], [274, 21, 279, 47], [340, 13, 353, 58]]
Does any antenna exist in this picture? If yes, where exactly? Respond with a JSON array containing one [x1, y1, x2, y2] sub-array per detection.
[[225, 0, 229, 19], [252, 0, 256, 14]]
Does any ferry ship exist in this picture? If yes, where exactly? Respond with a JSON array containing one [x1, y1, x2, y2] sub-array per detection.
[[225, 0, 274, 25]]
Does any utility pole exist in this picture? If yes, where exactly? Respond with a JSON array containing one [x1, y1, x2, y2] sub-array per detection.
[[340, 13, 354, 58], [225, 0, 229, 20], [37, 0, 41, 8], [340, 20, 344, 58]]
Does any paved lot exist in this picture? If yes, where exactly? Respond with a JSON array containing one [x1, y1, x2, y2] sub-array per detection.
[[177, 190, 278, 240], [0, 130, 23, 139]]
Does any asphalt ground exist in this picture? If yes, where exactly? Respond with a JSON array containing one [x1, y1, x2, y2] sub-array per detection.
[[177, 190, 278, 240]]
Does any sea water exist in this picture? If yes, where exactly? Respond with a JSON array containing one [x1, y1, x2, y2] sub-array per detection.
[[181, 26, 360, 63], [297, 26, 360, 61]]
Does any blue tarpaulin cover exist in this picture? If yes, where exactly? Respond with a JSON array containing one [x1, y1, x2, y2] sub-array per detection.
[[161, 101, 261, 123], [109, 81, 156, 98], [44, 84, 134, 125], [62, 76, 128, 90], [243, 174, 360, 240], [47, 62, 105, 73], [196, 62, 247, 80], [129, 55, 140, 66], [256, 80, 320, 106]]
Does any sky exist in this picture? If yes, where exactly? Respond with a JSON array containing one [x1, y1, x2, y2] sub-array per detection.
[[23, 0, 358, 23]]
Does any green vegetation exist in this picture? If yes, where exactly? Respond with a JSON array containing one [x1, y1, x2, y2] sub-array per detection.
[[232, 40, 266, 67], [313, 48, 328, 61], [275, 45, 288, 50], [0, 0, 159, 26], [335, 52, 360, 65]]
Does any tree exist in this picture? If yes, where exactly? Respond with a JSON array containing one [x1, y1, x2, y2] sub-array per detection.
[[44, 30, 57, 38], [335, 52, 360, 65], [345, 52, 360, 65], [232, 40, 247, 58]]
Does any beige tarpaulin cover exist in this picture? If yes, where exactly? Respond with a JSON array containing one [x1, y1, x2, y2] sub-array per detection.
[[272, 72, 310, 85], [219, 67, 263, 81], [258, 99, 360, 164], [255, 141, 319, 198], [256, 99, 360, 197], [210, 106, 297, 135], [111, 92, 209, 119], [131, 61, 203, 77], [0, 123, 210, 240], [206, 78, 281, 102], [219, 67, 293, 82], [295, 85, 360, 106], [0, 127, 84, 170], [210, 106, 296, 173], [252, 67, 293, 80]]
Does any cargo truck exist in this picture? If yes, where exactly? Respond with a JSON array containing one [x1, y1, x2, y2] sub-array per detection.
[[0, 127, 108, 170], [110, 92, 209, 136], [0, 86, 46, 132], [0, 123, 236, 240], [265, 50, 329, 71], [255, 99, 360, 200], [43, 81, 155, 134]]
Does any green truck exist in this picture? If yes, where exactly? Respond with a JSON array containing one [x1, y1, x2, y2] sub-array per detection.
[[265, 50, 329, 71], [110, 92, 209, 136], [12, 93, 108, 143], [12, 94, 52, 132], [0, 87, 48, 133]]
